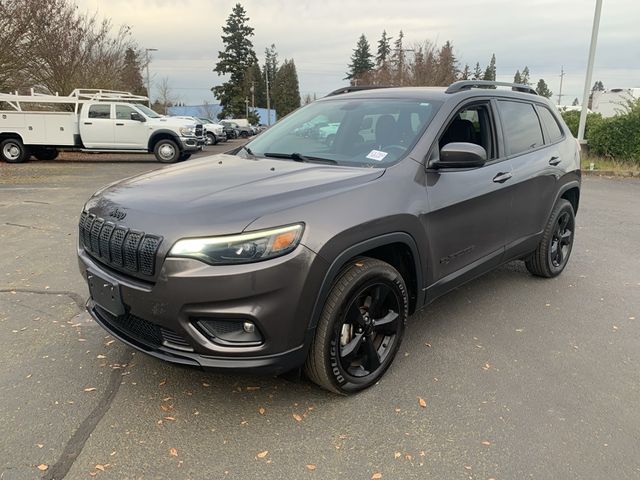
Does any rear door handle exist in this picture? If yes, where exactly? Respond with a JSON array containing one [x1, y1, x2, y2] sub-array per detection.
[[115, 122, 124, 126], [83, 122, 92, 125], [549, 156, 561, 166], [493, 172, 512, 183]]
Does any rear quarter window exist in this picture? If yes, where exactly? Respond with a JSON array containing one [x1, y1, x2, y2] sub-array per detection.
[[537, 106, 565, 143], [88, 104, 111, 119], [497, 100, 544, 155]]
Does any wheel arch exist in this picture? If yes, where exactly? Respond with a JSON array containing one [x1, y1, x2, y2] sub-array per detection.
[[0, 132, 25, 144], [308, 232, 424, 332], [148, 130, 182, 152], [560, 184, 580, 215]]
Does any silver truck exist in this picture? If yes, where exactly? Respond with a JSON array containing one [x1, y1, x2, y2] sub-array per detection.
[[0, 89, 204, 163]]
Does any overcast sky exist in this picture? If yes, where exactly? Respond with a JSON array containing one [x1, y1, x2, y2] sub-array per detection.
[[79, 0, 640, 107]]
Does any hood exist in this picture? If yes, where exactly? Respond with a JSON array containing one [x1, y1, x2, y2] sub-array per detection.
[[148, 117, 197, 128], [85, 154, 384, 238]]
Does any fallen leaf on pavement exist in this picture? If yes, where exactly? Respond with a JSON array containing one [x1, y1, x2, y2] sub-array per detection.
[[246, 386, 260, 391], [258, 407, 266, 415], [159, 380, 166, 386], [257, 450, 268, 458], [37, 464, 48, 471], [95, 464, 105, 471], [481, 440, 491, 446], [293, 413, 303, 422], [418, 397, 427, 408], [394, 452, 401, 459], [164, 416, 176, 421], [305, 464, 316, 471], [83, 387, 96, 392], [169, 448, 178, 457], [371, 473, 382, 479]]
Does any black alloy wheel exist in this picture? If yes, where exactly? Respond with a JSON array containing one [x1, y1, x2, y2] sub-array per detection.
[[304, 257, 408, 394]]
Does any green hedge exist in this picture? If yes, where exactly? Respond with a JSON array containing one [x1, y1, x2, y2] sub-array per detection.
[[561, 100, 640, 163]]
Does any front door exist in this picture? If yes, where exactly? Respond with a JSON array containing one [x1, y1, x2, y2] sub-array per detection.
[[80, 104, 114, 148], [423, 101, 513, 298], [113, 104, 148, 149]]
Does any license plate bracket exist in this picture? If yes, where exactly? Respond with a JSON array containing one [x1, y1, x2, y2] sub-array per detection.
[[87, 270, 124, 317]]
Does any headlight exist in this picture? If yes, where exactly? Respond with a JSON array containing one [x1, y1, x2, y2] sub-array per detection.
[[169, 224, 304, 265], [179, 126, 196, 136]]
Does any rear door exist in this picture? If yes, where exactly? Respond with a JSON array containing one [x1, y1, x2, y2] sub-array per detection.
[[424, 100, 513, 296], [496, 100, 559, 258], [113, 104, 147, 149], [80, 104, 114, 148]]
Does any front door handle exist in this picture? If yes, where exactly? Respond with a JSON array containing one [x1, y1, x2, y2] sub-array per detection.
[[83, 122, 92, 125], [493, 172, 512, 183], [115, 122, 124, 126], [549, 156, 561, 166]]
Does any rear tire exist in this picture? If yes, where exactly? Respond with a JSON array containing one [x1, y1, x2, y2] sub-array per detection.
[[1, 138, 28, 163], [304, 257, 408, 394], [31, 148, 59, 161], [153, 139, 180, 163], [240, 131, 249, 138], [525, 199, 575, 278]]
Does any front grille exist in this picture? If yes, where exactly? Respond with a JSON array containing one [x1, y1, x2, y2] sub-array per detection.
[[95, 305, 192, 351], [80, 211, 162, 277], [195, 124, 203, 137]]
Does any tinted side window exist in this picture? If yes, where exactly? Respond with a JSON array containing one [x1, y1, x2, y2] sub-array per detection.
[[537, 106, 564, 143], [88, 104, 111, 119], [497, 100, 544, 155]]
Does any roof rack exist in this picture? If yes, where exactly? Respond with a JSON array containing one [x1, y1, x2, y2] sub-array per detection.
[[325, 85, 393, 97], [445, 80, 538, 95], [0, 88, 148, 110]]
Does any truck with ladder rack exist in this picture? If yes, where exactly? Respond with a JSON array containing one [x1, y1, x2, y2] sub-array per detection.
[[0, 89, 204, 163]]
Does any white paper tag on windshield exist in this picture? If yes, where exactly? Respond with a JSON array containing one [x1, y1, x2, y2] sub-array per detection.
[[366, 150, 388, 161]]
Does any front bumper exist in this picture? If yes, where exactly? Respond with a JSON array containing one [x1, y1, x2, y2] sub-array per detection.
[[179, 136, 205, 151], [78, 244, 324, 374]]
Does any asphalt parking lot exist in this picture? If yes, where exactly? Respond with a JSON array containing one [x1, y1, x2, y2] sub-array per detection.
[[1, 152, 639, 479]]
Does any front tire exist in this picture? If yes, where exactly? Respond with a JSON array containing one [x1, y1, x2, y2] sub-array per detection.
[[1, 138, 28, 163], [153, 139, 180, 163], [206, 133, 217, 146], [304, 257, 408, 394], [525, 199, 575, 278]]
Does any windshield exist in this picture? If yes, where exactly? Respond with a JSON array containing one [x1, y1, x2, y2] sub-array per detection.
[[243, 98, 440, 167], [136, 105, 162, 118]]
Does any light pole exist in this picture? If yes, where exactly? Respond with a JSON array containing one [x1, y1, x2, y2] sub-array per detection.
[[145, 48, 158, 108], [577, 0, 603, 143]]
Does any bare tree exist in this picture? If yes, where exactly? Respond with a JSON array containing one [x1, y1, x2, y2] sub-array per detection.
[[154, 77, 177, 115]]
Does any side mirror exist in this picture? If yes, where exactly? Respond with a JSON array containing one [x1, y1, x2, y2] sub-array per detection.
[[130, 112, 146, 122], [434, 142, 487, 169]]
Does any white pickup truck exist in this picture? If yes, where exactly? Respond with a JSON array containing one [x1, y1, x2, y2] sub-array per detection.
[[0, 89, 204, 163]]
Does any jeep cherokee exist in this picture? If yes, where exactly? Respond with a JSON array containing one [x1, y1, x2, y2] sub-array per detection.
[[77, 80, 581, 394]]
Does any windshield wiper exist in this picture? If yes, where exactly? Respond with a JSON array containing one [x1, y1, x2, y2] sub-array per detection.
[[263, 152, 337, 165], [240, 145, 255, 157]]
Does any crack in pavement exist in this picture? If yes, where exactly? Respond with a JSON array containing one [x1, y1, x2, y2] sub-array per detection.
[[42, 349, 130, 480], [0, 288, 85, 311]]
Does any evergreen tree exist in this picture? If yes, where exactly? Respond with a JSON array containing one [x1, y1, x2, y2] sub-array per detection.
[[521, 66, 530, 85], [245, 61, 265, 108], [345, 34, 374, 83], [434, 41, 457, 86], [391, 30, 406, 85], [212, 3, 258, 118], [376, 30, 392, 66], [592, 80, 605, 91], [482, 54, 496, 82], [513, 70, 522, 84], [572, 97, 579, 106], [472, 62, 483, 80], [459, 64, 470, 80], [120, 48, 146, 95], [263, 44, 279, 113], [272, 59, 300, 118], [535, 78, 552, 98]]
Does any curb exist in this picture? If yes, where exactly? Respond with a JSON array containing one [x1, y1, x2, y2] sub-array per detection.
[[581, 169, 640, 177]]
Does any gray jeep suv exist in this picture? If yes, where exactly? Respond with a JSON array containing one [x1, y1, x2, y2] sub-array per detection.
[[77, 81, 580, 394]]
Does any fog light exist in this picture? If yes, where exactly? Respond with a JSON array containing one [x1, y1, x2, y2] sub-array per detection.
[[195, 318, 263, 346], [243, 321, 255, 333]]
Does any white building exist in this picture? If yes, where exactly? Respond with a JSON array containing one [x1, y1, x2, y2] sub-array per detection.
[[591, 88, 640, 117]]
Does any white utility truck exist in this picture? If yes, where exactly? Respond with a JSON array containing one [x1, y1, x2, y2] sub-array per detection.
[[0, 89, 204, 163]]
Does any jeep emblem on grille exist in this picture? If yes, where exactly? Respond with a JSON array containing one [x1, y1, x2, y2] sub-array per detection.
[[108, 208, 127, 220]]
